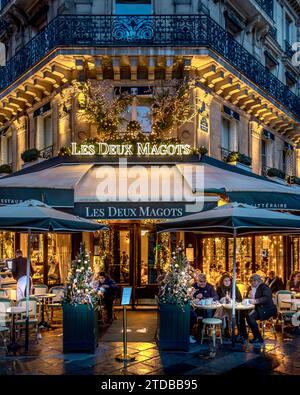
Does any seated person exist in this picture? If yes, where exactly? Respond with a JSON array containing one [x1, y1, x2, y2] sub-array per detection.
[[246, 274, 277, 344], [190, 274, 219, 343], [216, 274, 247, 339], [264, 271, 284, 294], [98, 272, 118, 324], [287, 271, 300, 293], [193, 273, 219, 302]]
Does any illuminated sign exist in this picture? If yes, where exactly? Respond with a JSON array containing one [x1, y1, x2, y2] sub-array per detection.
[[71, 142, 192, 156]]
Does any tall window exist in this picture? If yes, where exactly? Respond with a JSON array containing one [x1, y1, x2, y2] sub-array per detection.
[[43, 116, 52, 149], [35, 112, 53, 158], [123, 97, 152, 134], [285, 14, 292, 43], [7, 134, 12, 165], [221, 117, 231, 151], [115, 0, 152, 15], [261, 139, 267, 175]]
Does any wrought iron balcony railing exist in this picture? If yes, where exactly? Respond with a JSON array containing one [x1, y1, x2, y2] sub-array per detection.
[[284, 40, 295, 59], [0, 14, 299, 119], [0, 0, 11, 12], [254, 0, 273, 18], [40, 145, 53, 160], [268, 26, 277, 41], [220, 147, 231, 162]]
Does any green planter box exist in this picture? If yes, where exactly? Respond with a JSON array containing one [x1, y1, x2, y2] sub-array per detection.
[[157, 302, 190, 351], [63, 303, 98, 353]]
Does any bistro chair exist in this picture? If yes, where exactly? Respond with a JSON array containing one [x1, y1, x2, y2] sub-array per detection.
[[201, 318, 223, 348], [15, 297, 40, 343], [0, 300, 11, 354], [276, 290, 295, 334], [259, 317, 277, 340], [47, 286, 65, 324]]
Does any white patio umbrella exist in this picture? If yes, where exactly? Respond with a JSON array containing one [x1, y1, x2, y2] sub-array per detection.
[[157, 202, 300, 346], [0, 199, 109, 353]]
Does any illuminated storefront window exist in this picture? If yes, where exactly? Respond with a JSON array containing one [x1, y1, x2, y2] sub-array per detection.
[[0, 231, 15, 261], [292, 237, 300, 273], [255, 235, 284, 279], [201, 235, 284, 287], [20, 233, 71, 285]]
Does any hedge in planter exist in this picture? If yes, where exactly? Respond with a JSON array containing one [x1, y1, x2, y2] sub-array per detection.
[[157, 246, 194, 351], [21, 148, 40, 163], [267, 167, 286, 179], [226, 151, 252, 166], [63, 243, 101, 353], [0, 164, 12, 174]]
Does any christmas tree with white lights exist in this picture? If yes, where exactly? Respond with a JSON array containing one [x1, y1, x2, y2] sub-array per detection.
[[65, 243, 100, 306], [158, 244, 194, 310]]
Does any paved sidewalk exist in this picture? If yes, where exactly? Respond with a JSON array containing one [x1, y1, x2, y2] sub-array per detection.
[[0, 327, 299, 375]]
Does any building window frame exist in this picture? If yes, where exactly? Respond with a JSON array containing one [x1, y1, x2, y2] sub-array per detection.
[[114, 0, 153, 15], [34, 109, 53, 153]]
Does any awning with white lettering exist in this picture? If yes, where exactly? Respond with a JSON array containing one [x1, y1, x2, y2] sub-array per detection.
[[0, 160, 300, 214]]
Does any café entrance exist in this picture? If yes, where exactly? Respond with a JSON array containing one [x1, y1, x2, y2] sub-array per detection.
[[92, 220, 168, 306]]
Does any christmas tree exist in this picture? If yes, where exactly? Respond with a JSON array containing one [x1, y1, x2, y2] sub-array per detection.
[[65, 243, 101, 306], [158, 244, 195, 310]]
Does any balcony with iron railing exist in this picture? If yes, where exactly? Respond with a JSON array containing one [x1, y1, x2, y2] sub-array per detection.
[[253, 0, 273, 18], [0, 14, 299, 119], [0, 0, 11, 12], [268, 26, 277, 41], [284, 40, 296, 59], [40, 145, 54, 160]]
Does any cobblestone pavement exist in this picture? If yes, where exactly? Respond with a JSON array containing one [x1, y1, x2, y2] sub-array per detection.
[[0, 313, 299, 375]]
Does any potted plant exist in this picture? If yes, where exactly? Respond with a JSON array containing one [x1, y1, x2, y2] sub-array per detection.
[[226, 151, 252, 172], [197, 145, 208, 159], [157, 245, 194, 351], [266, 167, 286, 184], [0, 164, 12, 176], [63, 243, 101, 353], [21, 148, 40, 164]]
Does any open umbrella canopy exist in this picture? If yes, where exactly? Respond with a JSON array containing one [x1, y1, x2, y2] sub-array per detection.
[[0, 199, 108, 354], [157, 202, 300, 348], [0, 199, 109, 232], [156, 202, 300, 236]]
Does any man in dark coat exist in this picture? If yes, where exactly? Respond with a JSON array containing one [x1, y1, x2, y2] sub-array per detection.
[[264, 271, 284, 294], [11, 249, 34, 301], [247, 274, 277, 344], [98, 272, 118, 323]]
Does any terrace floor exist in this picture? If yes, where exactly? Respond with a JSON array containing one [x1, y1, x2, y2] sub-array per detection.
[[0, 310, 299, 375]]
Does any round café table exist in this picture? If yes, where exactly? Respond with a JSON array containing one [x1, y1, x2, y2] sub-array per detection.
[[7, 306, 28, 354], [35, 294, 55, 329]]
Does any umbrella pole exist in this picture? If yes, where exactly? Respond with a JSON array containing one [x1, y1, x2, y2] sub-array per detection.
[[231, 229, 237, 348], [25, 229, 31, 353]]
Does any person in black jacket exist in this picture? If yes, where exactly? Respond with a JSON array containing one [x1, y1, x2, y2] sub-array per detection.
[[12, 249, 34, 301], [193, 274, 219, 301], [98, 272, 118, 323], [246, 274, 277, 344], [264, 271, 284, 294]]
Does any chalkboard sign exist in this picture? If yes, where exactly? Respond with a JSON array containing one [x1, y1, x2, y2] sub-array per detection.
[[121, 287, 132, 306]]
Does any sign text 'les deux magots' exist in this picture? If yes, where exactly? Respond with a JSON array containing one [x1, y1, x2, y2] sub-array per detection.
[[71, 142, 192, 156]]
